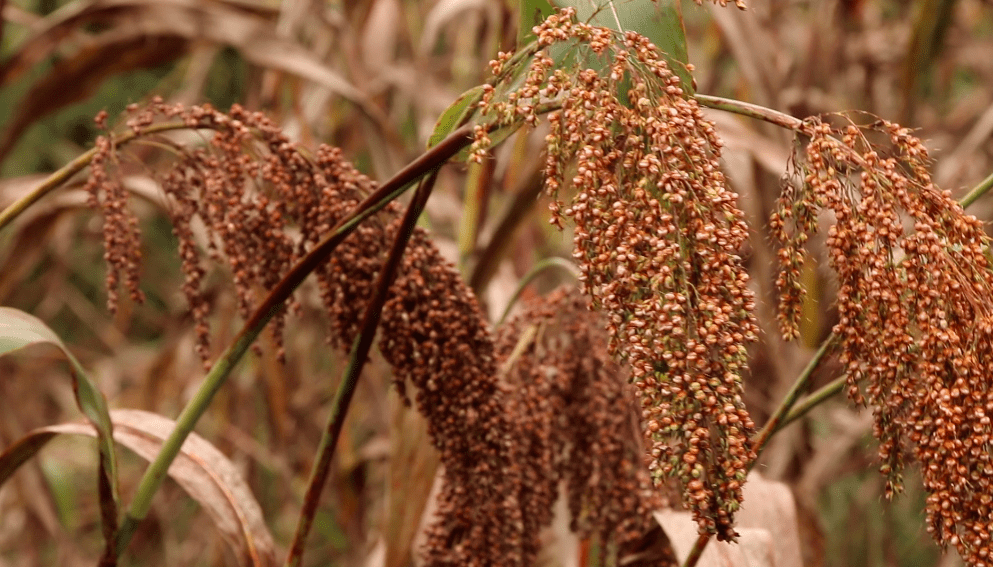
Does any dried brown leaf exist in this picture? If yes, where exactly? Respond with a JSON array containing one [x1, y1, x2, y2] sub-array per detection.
[[0, 409, 277, 567], [382, 391, 440, 567], [0, 34, 189, 163], [0, 0, 276, 86], [653, 473, 802, 567], [0, 0, 366, 163]]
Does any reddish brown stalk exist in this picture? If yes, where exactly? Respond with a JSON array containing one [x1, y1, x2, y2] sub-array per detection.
[[286, 170, 440, 566]]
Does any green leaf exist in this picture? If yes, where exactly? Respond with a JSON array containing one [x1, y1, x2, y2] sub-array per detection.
[[427, 84, 486, 151], [519, 0, 557, 46], [553, 0, 693, 93], [0, 307, 119, 544]]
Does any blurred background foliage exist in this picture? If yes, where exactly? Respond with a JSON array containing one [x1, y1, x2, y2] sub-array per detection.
[[0, 0, 991, 566]]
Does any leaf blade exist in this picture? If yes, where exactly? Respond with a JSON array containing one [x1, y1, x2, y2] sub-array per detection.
[[0, 306, 120, 557], [552, 0, 693, 93], [0, 410, 278, 567], [427, 84, 486, 151]]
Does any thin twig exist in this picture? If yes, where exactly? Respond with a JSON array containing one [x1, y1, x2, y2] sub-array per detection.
[[286, 170, 440, 567], [682, 534, 710, 567], [694, 94, 805, 131], [496, 256, 579, 326], [114, 125, 473, 557], [960, 170, 993, 209], [780, 375, 846, 429], [750, 336, 839, 453]]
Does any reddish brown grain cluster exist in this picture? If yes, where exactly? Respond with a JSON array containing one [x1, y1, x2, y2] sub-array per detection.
[[84, 132, 145, 314], [775, 116, 993, 565], [86, 101, 530, 566], [89, 99, 317, 363], [497, 288, 664, 561], [476, 9, 758, 540]]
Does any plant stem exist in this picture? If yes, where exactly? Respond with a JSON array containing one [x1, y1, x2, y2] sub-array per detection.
[[0, 122, 192, 232], [694, 94, 805, 131], [682, 534, 710, 567], [781, 375, 846, 429], [114, 124, 473, 558], [286, 169, 439, 567], [468, 168, 544, 294], [750, 335, 838, 453], [960, 170, 993, 209]]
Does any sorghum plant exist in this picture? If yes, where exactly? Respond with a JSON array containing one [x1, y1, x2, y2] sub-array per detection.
[[2, 2, 993, 567], [80, 98, 675, 566]]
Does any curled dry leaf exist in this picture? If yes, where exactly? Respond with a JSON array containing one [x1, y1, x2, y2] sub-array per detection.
[[0, 306, 119, 542], [0, 34, 189, 163], [654, 472, 802, 567], [0, 409, 277, 567]]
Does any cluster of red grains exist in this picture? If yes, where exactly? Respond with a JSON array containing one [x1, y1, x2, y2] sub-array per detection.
[[497, 288, 664, 562], [477, 10, 758, 539], [90, 99, 312, 363], [377, 227, 525, 567], [776, 116, 993, 565], [88, 102, 527, 566], [84, 135, 145, 313], [769, 151, 820, 342], [313, 182, 527, 566]]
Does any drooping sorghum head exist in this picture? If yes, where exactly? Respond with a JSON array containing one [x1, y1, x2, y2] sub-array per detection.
[[497, 288, 666, 562], [88, 102, 529, 566], [776, 115, 993, 565], [476, 10, 759, 540], [84, 134, 145, 315]]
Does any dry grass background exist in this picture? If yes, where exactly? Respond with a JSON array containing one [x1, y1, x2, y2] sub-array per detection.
[[0, 1, 991, 566]]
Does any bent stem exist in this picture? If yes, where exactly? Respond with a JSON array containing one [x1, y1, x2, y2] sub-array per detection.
[[0, 122, 193, 231], [960, 170, 993, 209], [114, 125, 472, 557], [286, 170, 439, 567], [496, 256, 580, 326], [750, 336, 839, 453], [781, 375, 846, 429], [694, 94, 804, 131]]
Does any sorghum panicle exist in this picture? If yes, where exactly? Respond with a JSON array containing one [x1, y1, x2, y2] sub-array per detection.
[[478, 10, 758, 540], [89, 102, 526, 566], [84, 132, 145, 314], [777, 116, 993, 565], [497, 288, 664, 561]]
